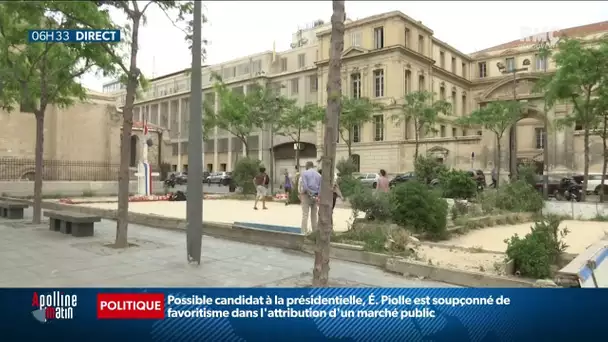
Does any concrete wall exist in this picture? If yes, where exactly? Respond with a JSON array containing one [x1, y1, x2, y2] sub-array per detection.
[[543, 201, 608, 219], [0, 181, 165, 197]]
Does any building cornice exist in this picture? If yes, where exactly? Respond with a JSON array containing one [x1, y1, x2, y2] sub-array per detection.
[[316, 11, 434, 38]]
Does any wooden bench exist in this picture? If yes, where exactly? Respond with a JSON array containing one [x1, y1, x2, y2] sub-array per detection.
[[0, 201, 29, 219], [43, 211, 101, 237]]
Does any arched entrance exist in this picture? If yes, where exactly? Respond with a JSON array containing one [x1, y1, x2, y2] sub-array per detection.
[[129, 135, 139, 167], [272, 142, 317, 183]]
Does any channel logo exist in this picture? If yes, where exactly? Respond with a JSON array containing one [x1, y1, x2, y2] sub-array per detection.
[[31, 291, 78, 323], [520, 26, 561, 45]]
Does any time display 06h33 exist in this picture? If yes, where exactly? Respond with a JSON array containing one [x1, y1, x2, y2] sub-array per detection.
[[28, 29, 121, 43]]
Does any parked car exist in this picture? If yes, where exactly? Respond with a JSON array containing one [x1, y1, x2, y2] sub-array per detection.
[[206, 172, 232, 185], [579, 173, 608, 195], [202, 171, 210, 181], [357, 173, 380, 188], [389, 172, 416, 188], [168, 172, 188, 185]]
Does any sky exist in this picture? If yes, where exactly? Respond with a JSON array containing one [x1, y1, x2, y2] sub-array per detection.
[[80, 1, 608, 91]]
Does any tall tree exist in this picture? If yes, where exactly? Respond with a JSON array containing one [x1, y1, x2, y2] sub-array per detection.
[[391, 91, 451, 160], [56, 1, 197, 247], [277, 103, 325, 167], [456, 100, 522, 187], [339, 96, 381, 157], [0, 2, 116, 224], [202, 75, 264, 156], [539, 38, 607, 202], [313, 0, 345, 287], [592, 41, 608, 202]]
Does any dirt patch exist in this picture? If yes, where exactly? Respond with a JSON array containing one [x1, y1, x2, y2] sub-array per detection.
[[412, 245, 507, 276]]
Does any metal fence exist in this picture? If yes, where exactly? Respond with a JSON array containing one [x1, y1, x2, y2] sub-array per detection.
[[0, 158, 122, 181]]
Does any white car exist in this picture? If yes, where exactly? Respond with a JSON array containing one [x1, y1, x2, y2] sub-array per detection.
[[585, 173, 607, 195]]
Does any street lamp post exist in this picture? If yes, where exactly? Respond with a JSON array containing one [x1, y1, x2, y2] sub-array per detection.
[[497, 62, 528, 180], [186, 1, 203, 265], [535, 36, 552, 199]]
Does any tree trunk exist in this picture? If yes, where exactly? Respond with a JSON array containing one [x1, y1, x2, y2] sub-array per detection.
[[295, 128, 301, 169], [509, 125, 518, 181], [414, 124, 420, 160], [600, 116, 607, 203], [347, 128, 352, 157], [115, 14, 142, 248], [495, 138, 501, 188], [582, 127, 590, 202], [243, 140, 249, 158], [313, 0, 344, 287], [32, 112, 45, 224], [542, 115, 549, 199]]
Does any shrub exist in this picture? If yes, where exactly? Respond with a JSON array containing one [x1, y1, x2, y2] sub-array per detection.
[[336, 158, 357, 177], [338, 175, 361, 199], [390, 181, 448, 240], [505, 215, 569, 278], [349, 185, 392, 221], [232, 157, 263, 195], [517, 164, 538, 188], [288, 186, 300, 204], [414, 156, 448, 184], [496, 180, 544, 213], [440, 170, 477, 199]]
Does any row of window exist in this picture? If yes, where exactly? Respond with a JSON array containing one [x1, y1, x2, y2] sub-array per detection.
[[477, 54, 548, 78], [289, 75, 319, 95], [280, 53, 308, 73], [347, 120, 485, 144], [221, 60, 263, 80]]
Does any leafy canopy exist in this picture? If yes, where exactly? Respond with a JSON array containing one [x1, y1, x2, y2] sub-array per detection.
[[277, 103, 325, 141], [339, 96, 382, 139], [456, 100, 522, 139], [392, 91, 452, 133]]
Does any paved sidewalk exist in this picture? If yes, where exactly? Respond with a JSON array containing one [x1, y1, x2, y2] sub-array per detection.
[[0, 208, 454, 288]]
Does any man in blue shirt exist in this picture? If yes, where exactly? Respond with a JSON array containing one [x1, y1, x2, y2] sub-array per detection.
[[298, 161, 321, 234]]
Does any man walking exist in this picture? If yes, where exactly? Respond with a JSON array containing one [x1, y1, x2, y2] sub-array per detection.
[[299, 161, 321, 234], [253, 167, 269, 210]]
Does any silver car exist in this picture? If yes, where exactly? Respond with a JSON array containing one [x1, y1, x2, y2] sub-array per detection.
[[206, 172, 232, 185], [357, 173, 380, 189]]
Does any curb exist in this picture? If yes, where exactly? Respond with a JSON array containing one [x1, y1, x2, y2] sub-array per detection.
[[5, 197, 539, 287]]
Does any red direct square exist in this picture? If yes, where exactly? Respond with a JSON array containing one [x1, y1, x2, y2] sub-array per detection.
[[97, 293, 165, 319]]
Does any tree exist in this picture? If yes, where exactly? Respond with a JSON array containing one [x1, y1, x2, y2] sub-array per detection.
[[456, 100, 522, 187], [202, 75, 265, 157], [592, 42, 608, 202], [55, 1, 197, 247], [313, 0, 345, 287], [391, 91, 452, 160], [0, 2, 116, 224], [277, 103, 325, 167], [340, 96, 381, 157], [539, 38, 608, 202]]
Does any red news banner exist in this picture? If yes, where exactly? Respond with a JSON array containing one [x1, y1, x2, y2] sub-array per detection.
[[97, 293, 165, 319]]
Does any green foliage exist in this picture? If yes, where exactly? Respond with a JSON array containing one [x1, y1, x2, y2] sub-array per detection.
[[349, 187, 392, 221], [336, 158, 357, 177], [340, 97, 383, 153], [517, 164, 538, 188], [288, 186, 300, 204], [497, 180, 544, 213], [505, 215, 569, 278], [392, 91, 452, 158], [414, 156, 448, 185], [456, 101, 522, 139], [338, 176, 361, 199], [232, 157, 263, 195], [440, 170, 477, 199], [390, 181, 448, 240], [277, 103, 325, 142]]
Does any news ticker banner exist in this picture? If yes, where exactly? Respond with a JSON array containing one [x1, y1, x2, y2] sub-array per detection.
[[0, 288, 604, 341], [28, 29, 121, 43]]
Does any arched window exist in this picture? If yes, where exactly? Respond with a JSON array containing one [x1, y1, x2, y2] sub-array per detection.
[[350, 154, 361, 172], [130, 135, 139, 167]]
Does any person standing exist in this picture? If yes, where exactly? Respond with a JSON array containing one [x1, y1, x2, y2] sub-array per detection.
[[283, 169, 292, 206], [299, 161, 321, 234], [319, 169, 343, 210], [253, 167, 269, 210], [491, 167, 497, 188], [377, 169, 390, 193]]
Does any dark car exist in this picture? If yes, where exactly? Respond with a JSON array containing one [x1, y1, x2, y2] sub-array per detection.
[[389, 172, 416, 188]]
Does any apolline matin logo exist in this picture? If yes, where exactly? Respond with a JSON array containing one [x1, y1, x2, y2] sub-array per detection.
[[31, 291, 78, 323], [28, 29, 121, 43]]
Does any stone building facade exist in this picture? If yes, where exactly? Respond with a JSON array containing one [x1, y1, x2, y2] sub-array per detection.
[[104, 11, 608, 182]]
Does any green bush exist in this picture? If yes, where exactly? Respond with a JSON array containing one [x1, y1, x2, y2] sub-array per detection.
[[517, 164, 538, 188], [414, 156, 448, 185], [440, 170, 477, 199], [232, 157, 263, 195], [496, 180, 544, 213], [288, 186, 300, 204], [390, 181, 448, 240], [349, 186, 392, 221], [505, 215, 569, 278], [336, 158, 357, 177], [338, 175, 361, 199]]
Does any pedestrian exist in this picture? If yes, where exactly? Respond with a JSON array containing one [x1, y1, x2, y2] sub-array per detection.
[[318, 169, 343, 210], [283, 169, 292, 206], [299, 161, 321, 234], [491, 167, 497, 188], [253, 167, 269, 210], [377, 169, 390, 193]]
